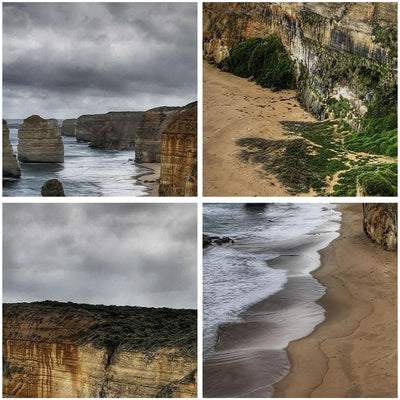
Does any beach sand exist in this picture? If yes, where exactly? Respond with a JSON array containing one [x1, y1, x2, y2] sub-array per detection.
[[203, 61, 316, 197], [135, 163, 160, 196], [274, 203, 397, 397]]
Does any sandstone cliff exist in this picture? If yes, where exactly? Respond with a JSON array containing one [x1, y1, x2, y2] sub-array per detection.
[[61, 119, 77, 137], [363, 203, 397, 251], [135, 106, 182, 163], [203, 2, 397, 120], [3, 302, 197, 398], [75, 112, 143, 150], [159, 102, 197, 196], [3, 120, 21, 179], [17, 115, 64, 163]]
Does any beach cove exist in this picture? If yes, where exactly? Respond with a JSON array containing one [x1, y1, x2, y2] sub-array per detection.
[[203, 203, 397, 397]]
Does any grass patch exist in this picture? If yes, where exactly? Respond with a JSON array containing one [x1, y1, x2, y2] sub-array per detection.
[[218, 35, 295, 90]]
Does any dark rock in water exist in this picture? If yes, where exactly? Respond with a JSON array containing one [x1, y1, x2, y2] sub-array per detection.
[[203, 234, 212, 248], [61, 119, 77, 137], [41, 179, 65, 196], [203, 234, 234, 247]]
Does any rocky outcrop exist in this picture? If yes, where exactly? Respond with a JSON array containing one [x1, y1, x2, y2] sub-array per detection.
[[203, 3, 397, 120], [61, 119, 77, 137], [41, 179, 66, 196], [135, 107, 182, 163], [17, 115, 64, 163], [159, 102, 197, 196], [363, 203, 397, 251], [75, 112, 143, 149], [3, 302, 197, 398], [3, 120, 21, 179]]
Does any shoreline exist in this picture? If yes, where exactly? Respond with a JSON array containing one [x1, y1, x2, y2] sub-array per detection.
[[134, 163, 160, 196], [273, 203, 397, 397], [203, 206, 341, 397]]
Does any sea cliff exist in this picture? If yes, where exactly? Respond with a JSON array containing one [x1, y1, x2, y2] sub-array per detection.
[[203, 2, 397, 121], [3, 120, 21, 178], [3, 302, 197, 398], [17, 115, 64, 163], [159, 102, 197, 196]]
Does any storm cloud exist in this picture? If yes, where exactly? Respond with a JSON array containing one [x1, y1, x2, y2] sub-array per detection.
[[3, 203, 197, 309], [3, 2, 197, 118]]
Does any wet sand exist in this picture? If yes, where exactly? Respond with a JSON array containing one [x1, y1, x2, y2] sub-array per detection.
[[135, 163, 160, 196], [274, 203, 397, 397], [203, 61, 316, 196]]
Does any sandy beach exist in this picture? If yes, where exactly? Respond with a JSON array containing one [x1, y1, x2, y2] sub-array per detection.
[[135, 163, 160, 196], [203, 61, 316, 196], [274, 203, 397, 397]]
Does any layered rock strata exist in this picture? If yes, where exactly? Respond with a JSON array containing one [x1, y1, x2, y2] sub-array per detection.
[[3, 302, 197, 398], [203, 2, 397, 120], [17, 115, 64, 163], [159, 102, 197, 196], [135, 106, 182, 163], [363, 203, 397, 251], [61, 119, 77, 137], [3, 120, 21, 178], [75, 112, 143, 149]]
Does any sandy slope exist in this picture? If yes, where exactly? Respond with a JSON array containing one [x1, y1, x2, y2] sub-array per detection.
[[203, 61, 316, 196], [274, 203, 397, 397]]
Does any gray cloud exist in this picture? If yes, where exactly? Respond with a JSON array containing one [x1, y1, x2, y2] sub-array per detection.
[[3, 2, 197, 118], [3, 203, 197, 309]]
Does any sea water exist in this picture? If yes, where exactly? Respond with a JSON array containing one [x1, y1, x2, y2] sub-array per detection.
[[3, 120, 149, 197], [203, 203, 342, 358]]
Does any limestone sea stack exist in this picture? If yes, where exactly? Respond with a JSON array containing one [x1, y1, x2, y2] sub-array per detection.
[[135, 106, 182, 163], [159, 102, 197, 196], [61, 119, 77, 137], [3, 120, 21, 179], [363, 203, 397, 251], [75, 112, 143, 149], [17, 115, 64, 163]]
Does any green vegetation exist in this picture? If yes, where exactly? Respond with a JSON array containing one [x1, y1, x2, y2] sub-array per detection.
[[3, 301, 197, 356], [372, 23, 398, 60], [333, 163, 397, 196], [237, 119, 397, 196], [218, 35, 295, 90]]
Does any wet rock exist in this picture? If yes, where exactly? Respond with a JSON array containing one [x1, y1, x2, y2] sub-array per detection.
[[41, 179, 65, 196]]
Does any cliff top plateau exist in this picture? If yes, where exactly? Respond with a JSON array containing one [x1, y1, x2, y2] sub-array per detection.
[[3, 301, 197, 356]]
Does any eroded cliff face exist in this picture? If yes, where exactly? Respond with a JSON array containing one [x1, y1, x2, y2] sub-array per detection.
[[159, 102, 197, 196], [203, 2, 397, 120], [3, 302, 197, 398], [135, 106, 182, 163], [75, 112, 143, 149], [3, 120, 21, 178], [362, 203, 397, 251], [61, 119, 77, 137], [17, 115, 64, 163]]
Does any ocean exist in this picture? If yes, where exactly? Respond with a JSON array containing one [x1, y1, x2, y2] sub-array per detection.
[[3, 120, 150, 197], [203, 203, 341, 397]]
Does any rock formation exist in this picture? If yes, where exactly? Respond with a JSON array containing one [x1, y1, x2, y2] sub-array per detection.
[[61, 119, 77, 137], [17, 115, 64, 163], [159, 102, 197, 196], [203, 3, 397, 121], [75, 112, 143, 149], [3, 302, 197, 398], [135, 106, 182, 163], [3, 120, 21, 179], [363, 203, 397, 251], [41, 179, 66, 196]]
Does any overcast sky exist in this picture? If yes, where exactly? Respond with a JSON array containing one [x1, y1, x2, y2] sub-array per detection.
[[3, 2, 197, 119], [3, 204, 197, 309]]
